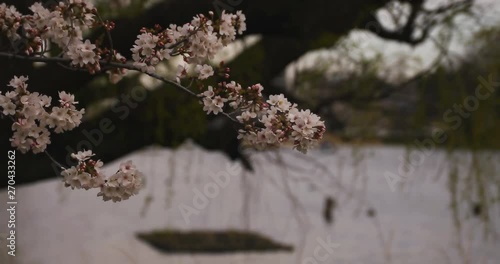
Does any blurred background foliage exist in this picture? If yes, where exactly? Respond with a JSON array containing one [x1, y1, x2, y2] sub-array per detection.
[[291, 25, 500, 149]]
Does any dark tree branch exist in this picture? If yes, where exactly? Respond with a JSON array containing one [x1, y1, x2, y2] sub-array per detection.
[[362, 0, 474, 45], [0, 52, 239, 123]]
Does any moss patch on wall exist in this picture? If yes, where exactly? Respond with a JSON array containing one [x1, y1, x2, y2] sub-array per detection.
[[137, 229, 294, 254]]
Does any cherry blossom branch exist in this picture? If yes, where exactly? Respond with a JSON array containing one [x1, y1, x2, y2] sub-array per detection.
[[0, 2, 325, 203], [0, 75, 141, 202], [0, 51, 238, 122]]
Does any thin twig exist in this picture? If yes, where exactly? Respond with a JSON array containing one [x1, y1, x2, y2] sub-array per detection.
[[44, 151, 65, 170], [94, 11, 114, 53]]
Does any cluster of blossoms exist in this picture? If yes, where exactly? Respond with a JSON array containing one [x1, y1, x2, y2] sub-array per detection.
[[28, 1, 95, 50], [0, 76, 84, 154], [251, 96, 326, 153], [131, 11, 246, 74], [197, 81, 325, 153], [1, 1, 120, 74], [62, 150, 144, 202], [0, 3, 23, 44]]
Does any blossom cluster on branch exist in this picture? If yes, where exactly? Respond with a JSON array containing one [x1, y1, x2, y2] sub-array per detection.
[[130, 11, 245, 74], [0, 76, 84, 154], [197, 81, 325, 153], [0, 76, 142, 202], [0, 1, 326, 202], [62, 150, 143, 202]]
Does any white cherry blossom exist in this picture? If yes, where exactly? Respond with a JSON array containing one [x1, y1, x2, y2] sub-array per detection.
[[195, 64, 214, 80]]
